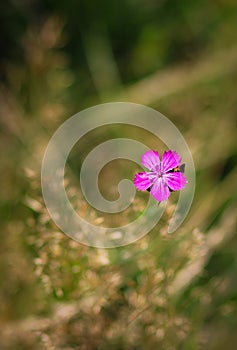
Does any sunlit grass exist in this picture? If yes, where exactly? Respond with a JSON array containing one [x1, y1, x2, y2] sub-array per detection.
[[1, 7, 237, 350]]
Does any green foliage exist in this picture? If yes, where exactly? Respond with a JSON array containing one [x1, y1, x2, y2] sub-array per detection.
[[1, 0, 237, 349]]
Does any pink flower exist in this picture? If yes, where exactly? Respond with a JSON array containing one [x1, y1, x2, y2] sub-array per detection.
[[134, 150, 187, 202]]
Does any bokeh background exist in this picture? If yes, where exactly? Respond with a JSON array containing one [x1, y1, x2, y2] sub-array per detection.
[[1, 0, 237, 349]]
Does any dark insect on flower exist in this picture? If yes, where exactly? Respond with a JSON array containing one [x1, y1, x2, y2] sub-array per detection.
[[134, 150, 187, 202]]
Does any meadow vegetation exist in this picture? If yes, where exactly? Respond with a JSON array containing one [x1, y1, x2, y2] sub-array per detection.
[[1, 1, 237, 349]]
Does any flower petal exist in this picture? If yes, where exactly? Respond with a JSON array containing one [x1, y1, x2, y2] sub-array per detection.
[[134, 172, 152, 191], [162, 150, 181, 173], [165, 172, 187, 191], [150, 177, 170, 202], [141, 150, 160, 171]]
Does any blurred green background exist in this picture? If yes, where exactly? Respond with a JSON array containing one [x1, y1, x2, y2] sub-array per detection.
[[1, 0, 237, 349]]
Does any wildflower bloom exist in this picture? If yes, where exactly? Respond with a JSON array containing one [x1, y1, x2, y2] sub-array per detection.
[[134, 150, 187, 202]]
